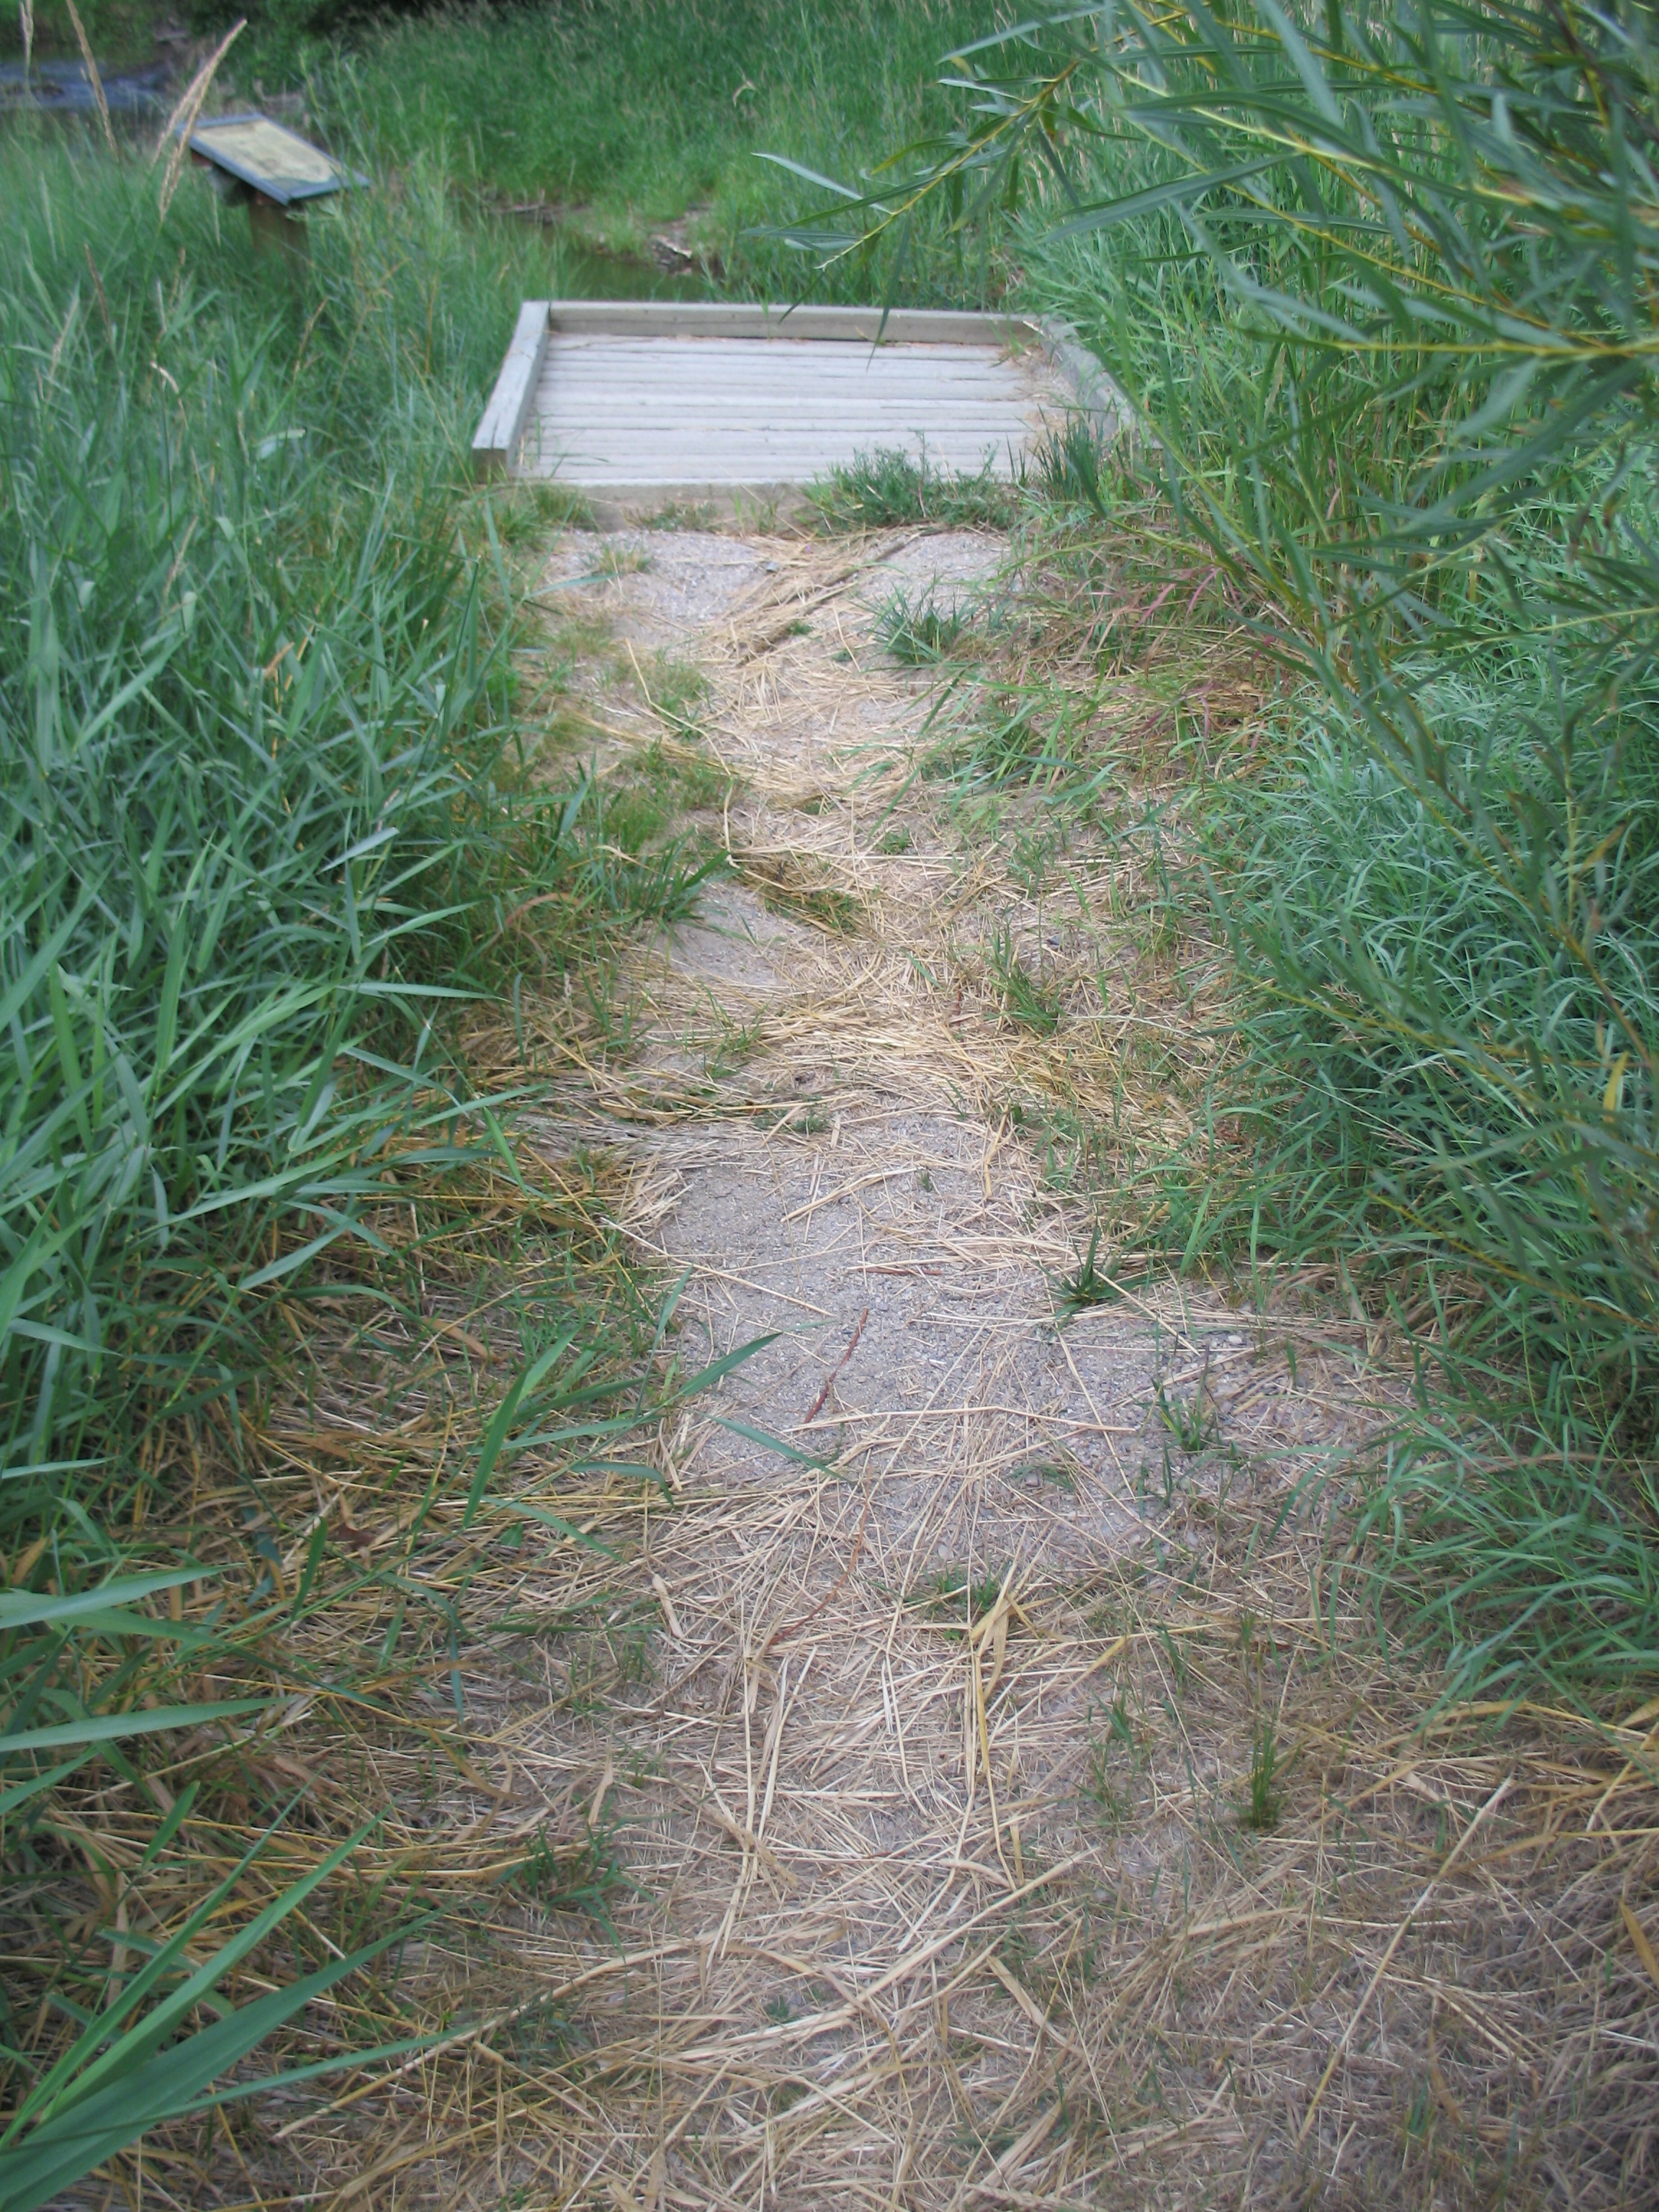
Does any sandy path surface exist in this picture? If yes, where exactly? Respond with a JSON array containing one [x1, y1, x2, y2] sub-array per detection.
[[413, 521, 1393, 2209]]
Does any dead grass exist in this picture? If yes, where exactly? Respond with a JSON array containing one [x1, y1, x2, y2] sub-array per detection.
[[46, 1398, 1658, 2208], [731, 848, 873, 936]]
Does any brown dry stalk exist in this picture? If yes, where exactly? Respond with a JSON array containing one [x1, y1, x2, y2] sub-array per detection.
[[63, 0, 114, 156], [1622, 1897, 1659, 1992], [760, 1466, 873, 1655], [156, 20, 245, 219], [800, 1304, 868, 1425], [1296, 1770, 1516, 2145]]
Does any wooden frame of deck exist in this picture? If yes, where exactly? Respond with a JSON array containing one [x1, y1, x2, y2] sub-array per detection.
[[471, 301, 1116, 511]]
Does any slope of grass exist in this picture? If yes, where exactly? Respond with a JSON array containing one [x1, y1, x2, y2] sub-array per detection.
[[303, 0, 1006, 300], [8, 1, 1013, 299]]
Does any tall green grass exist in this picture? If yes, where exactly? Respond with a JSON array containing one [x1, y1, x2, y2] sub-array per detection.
[[0, 122, 721, 2195], [1, 125, 491, 2197], [306, 0, 1007, 300], [6, 127, 529, 1509], [798, 1, 1659, 1702]]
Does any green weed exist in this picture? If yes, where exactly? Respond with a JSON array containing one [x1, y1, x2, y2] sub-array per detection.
[[807, 446, 1017, 532], [912, 1567, 1003, 1637], [987, 923, 1062, 1033], [1056, 1228, 1123, 1318], [1015, 1459, 1076, 1494], [1007, 827, 1061, 897], [739, 853, 866, 935], [877, 588, 969, 664], [510, 1821, 635, 1935], [707, 1012, 767, 1081], [639, 737, 736, 814], [926, 683, 1093, 798], [1083, 1693, 1143, 1827], [1025, 1103, 1118, 1193], [1156, 1378, 1217, 1457], [1240, 1722, 1283, 1834], [640, 501, 721, 532], [493, 482, 598, 541], [1034, 415, 1112, 516], [765, 1098, 830, 1136], [642, 652, 708, 726]]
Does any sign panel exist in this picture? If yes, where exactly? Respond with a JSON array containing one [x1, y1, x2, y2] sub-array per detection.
[[187, 115, 361, 205]]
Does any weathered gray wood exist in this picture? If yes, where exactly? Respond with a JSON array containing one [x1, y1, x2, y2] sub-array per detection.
[[472, 300, 551, 478], [521, 331, 1048, 488], [474, 298, 1116, 506], [544, 302, 1041, 346]]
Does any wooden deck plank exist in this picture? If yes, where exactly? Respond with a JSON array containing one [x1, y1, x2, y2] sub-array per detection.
[[529, 334, 1049, 488], [539, 342, 1038, 382], [542, 303, 1041, 344], [475, 300, 1109, 500], [521, 446, 1033, 485]]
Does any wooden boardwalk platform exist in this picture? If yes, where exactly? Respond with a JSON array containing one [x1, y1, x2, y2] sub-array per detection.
[[473, 302, 1106, 517]]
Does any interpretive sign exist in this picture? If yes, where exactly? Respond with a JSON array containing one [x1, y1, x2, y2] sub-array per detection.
[[186, 114, 363, 207]]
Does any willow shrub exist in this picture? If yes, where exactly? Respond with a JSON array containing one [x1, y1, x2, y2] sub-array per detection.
[[786, 1, 1659, 1700]]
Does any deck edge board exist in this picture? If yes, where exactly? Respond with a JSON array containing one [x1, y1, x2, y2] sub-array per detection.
[[472, 300, 552, 478]]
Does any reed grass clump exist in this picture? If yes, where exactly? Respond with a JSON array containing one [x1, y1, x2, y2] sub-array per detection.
[[806, 444, 1019, 531], [0, 127, 719, 2200], [1, 129, 683, 1511]]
